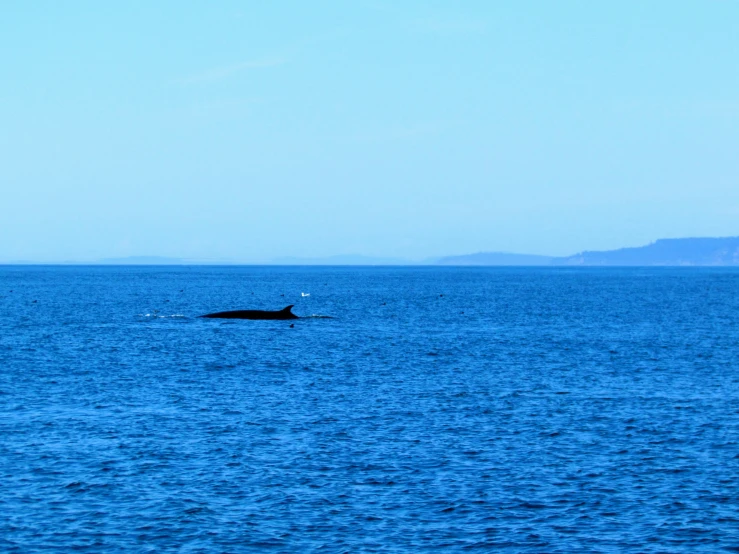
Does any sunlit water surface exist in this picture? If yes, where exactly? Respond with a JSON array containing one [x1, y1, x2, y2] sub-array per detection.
[[1, 266, 738, 552]]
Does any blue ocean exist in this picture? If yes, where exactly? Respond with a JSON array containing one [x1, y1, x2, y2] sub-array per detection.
[[1, 266, 738, 552]]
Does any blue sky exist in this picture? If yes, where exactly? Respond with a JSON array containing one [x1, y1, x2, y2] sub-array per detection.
[[1, 1, 738, 261]]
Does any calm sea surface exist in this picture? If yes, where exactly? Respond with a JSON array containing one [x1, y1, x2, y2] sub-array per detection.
[[1, 266, 738, 552]]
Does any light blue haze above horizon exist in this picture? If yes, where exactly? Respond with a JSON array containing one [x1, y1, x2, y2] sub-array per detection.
[[1, 1, 737, 262]]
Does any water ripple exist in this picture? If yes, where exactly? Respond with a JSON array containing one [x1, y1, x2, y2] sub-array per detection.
[[0, 266, 738, 551]]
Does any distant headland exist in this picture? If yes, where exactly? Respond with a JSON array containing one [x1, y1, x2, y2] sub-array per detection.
[[437, 237, 739, 266], [3, 237, 739, 266]]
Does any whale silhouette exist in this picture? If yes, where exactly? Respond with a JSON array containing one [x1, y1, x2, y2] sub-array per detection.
[[199, 305, 299, 320]]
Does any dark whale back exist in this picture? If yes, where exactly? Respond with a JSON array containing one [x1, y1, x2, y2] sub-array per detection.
[[200, 305, 298, 320]]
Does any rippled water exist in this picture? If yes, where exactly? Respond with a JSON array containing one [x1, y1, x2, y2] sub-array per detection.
[[1, 266, 738, 552]]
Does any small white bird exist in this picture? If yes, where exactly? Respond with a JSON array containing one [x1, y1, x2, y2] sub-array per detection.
[[301, 292, 310, 297]]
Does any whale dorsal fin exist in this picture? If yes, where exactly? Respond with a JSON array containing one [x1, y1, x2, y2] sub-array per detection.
[[282, 305, 295, 312]]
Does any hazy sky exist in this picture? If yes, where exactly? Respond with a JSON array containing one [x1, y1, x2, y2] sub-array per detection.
[[2, 1, 738, 262]]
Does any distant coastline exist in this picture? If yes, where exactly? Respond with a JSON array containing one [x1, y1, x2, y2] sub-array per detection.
[[438, 237, 739, 266], [3, 237, 739, 267]]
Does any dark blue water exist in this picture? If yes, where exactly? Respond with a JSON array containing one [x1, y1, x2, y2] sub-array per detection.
[[1, 266, 738, 552]]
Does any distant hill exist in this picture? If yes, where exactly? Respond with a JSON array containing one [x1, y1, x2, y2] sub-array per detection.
[[434, 237, 739, 266], [435, 252, 553, 266], [554, 237, 739, 266], [9, 237, 738, 266]]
